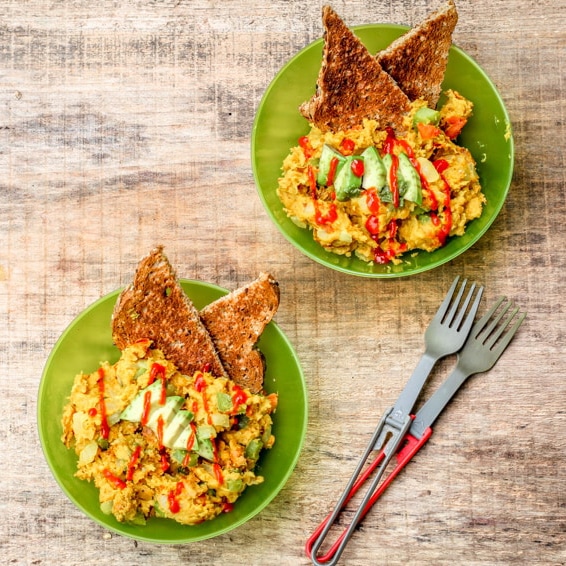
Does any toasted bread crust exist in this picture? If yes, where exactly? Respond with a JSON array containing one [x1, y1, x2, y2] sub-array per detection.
[[200, 273, 280, 393], [111, 246, 227, 379], [376, 0, 458, 108], [300, 5, 410, 133]]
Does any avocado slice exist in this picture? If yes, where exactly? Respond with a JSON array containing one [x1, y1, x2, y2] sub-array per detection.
[[171, 420, 199, 452], [361, 146, 386, 191], [120, 380, 162, 422], [397, 153, 423, 205], [317, 144, 346, 186], [334, 155, 364, 201], [162, 409, 194, 448], [146, 396, 184, 430], [197, 438, 215, 461]]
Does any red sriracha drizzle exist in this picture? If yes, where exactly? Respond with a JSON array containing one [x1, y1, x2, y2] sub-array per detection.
[[194, 372, 213, 424], [157, 415, 165, 449], [97, 368, 110, 440], [307, 165, 338, 226], [141, 390, 152, 427], [327, 157, 339, 186], [350, 158, 364, 177], [148, 362, 167, 405], [431, 159, 453, 244], [388, 154, 400, 208], [339, 137, 355, 155], [298, 135, 313, 159], [168, 481, 184, 513], [103, 469, 126, 490], [231, 385, 248, 412], [126, 445, 142, 481], [213, 463, 224, 486], [160, 450, 170, 472], [382, 127, 438, 211]]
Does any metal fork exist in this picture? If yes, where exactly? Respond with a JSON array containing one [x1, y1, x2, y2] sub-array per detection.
[[410, 296, 527, 438], [373, 276, 484, 454], [306, 295, 526, 565], [306, 276, 483, 564]]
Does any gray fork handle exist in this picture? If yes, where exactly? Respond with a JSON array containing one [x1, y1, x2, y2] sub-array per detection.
[[373, 351, 437, 450], [410, 364, 472, 439], [392, 351, 438, 418]]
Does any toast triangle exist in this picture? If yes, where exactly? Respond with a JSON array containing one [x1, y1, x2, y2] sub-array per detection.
[[111, 246, 228, 379], [376, 0, 458, 108], [200, 272, 280, 393], [300, 5, 411, 133]]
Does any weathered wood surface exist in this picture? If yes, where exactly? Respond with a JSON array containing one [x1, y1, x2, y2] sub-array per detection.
[[1, 1, 565, 564]]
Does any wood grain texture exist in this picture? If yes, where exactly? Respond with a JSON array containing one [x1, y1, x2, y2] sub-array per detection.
[[1, 0, 565, 564]]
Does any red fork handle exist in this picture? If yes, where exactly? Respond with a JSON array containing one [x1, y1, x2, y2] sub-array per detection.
[[305, 427, 433, 564]]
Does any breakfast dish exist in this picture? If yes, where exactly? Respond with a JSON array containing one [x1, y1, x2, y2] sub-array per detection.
[[61, 247, 281, 526], [39, 273, 306, 543], [61, 340, 277, 525], [276, 3, 486, 265]]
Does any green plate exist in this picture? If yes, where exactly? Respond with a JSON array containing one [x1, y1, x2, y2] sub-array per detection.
[[37, 280, 307, 543], [252, 24, 513, 278]]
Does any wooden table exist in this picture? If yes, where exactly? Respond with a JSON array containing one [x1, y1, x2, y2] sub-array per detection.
[[1, 1, 565, 564]]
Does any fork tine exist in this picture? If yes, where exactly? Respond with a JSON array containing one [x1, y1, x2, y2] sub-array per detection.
[[479, 298, 512, 344], [444, 277, 466, 325], [472, 295, 506, 340], [453, 283, 482, 330], [486, 307, 526, 352], [436, 276, 461, 321]]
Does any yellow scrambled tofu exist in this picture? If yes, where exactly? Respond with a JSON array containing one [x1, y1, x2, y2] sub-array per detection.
[[61, 340, 277, 525], [277, 90, 485, 264]]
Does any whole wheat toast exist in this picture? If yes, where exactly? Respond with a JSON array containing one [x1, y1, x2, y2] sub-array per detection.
[[111, 246, 228, 379], [200, 272, 280, 393], [376, 0, 458, 108], [299, 5, 411, 133]]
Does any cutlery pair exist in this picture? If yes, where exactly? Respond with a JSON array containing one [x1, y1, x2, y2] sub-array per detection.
[[306, 276, 526, 565]]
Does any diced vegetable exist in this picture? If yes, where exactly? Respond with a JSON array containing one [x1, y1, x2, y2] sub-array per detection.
[[413, 107, 441, 126], [245, 439, 263, 460], [216, 392, 233, 412]]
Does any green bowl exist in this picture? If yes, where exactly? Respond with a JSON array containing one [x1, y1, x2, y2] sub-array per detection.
[[37, 280, 307, 543], [252, 24, 513, 278]]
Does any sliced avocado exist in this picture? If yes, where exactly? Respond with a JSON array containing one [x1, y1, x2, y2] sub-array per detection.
[[334, 156, 364, 201], [120, 380, 162, 422], [379, 154, 394, 204], [397, 153, 423, 205], [317, 144, 346, 186], [162, 409, 194, 448], [197, 438, 215, 461], [146, 396, 184, 431], [413, 107, 441, 127], [172, 424, 198, 452], [361, 146, 386, 190]]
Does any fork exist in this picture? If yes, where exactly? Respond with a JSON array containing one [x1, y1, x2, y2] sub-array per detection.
[[410, 296, 527, 437], [306, 276, 483, 564], [373, 275, 484, 453], [306, 296, 526, 565]]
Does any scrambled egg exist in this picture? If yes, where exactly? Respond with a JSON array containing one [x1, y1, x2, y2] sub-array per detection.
[[61, 340, 277, 526], [277, 90, 485, 264]]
